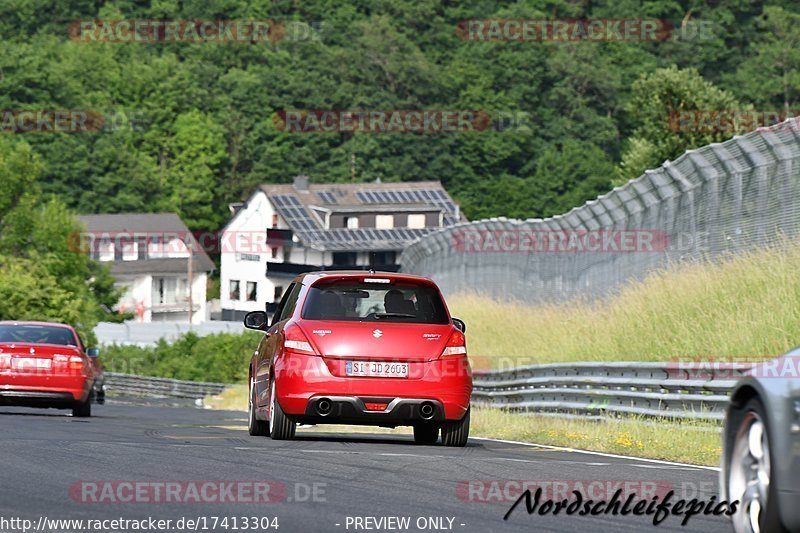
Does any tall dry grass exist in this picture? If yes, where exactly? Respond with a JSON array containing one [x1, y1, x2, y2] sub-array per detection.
[[448, 244, 800, 364]]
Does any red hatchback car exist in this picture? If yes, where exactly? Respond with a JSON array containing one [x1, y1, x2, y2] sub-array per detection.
[[0, 321, 103, 417], [244, 272, 472, 446]]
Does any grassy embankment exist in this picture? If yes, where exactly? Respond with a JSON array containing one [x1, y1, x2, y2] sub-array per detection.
[[207, 244, 800, 465]]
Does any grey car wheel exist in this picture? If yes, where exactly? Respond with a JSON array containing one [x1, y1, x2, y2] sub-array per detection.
[[727, 398, 786, 533], [268, 376, 295, 440]]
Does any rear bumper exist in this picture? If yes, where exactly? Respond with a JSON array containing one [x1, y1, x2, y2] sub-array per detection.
[[0, 373, 90, 406], [274, 353, 471, 422], [300, 396, 445, 425], [0, 390, 77, 408]]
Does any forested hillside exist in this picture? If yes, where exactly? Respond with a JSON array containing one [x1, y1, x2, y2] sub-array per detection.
[[1, 0, 798, 229]]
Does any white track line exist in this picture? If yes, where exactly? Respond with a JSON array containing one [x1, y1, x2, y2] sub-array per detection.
[[471, 437, 721, 472]]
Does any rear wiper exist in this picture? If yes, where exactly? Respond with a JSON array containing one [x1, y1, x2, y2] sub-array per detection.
[[373, 312, 416, 319]]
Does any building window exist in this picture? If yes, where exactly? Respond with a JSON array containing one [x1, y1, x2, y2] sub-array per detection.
[[370, 251, 396, 267], [272, 213, 279, 228], [153, 277, 187, 305], [345, 216, 359, 229], [375, 214, 394, 229], [229, 280, 241, 301], [273, 285, 283, 301], [148, 237, 163, 258], [98, 241, 114, 262], [407, 213, 426, 229], [332, 252, 357, 266], [122, 242, 138, 261], [246, 282, 257, 302], [166, 238, 189, 258]]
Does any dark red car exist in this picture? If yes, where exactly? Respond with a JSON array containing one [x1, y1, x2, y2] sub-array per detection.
[[244, 272, 472, 446], [0, 321, 104, 417]]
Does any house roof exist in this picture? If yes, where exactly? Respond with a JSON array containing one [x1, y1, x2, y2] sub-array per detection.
[[255, 179, 464, 252], [107, 258, 213, 276], [77, 213, 215, 273]]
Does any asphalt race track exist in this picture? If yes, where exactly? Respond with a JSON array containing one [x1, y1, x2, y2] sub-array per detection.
[[0, 400, 731, 533]]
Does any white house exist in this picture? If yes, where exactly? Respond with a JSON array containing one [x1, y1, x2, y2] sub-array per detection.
[[78, 213, 214, 324], [219, 176, 464, 321]]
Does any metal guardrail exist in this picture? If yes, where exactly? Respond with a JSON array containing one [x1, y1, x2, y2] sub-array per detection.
[[106, 360, 752, 421], [105, 372, 227, 399], [471, 362, 755, 421]]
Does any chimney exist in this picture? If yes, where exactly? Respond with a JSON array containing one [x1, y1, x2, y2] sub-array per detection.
[[293, 175, 310, 192]]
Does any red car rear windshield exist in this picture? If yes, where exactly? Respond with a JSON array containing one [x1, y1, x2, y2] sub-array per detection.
[[302, 282, 449, 324], [0, 324, 77, 346]]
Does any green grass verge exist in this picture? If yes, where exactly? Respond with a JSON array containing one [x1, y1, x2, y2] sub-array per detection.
[[205, 385, 721, 465]]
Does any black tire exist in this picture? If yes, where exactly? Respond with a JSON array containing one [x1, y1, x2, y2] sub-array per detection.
[[441, 406, 469, 447], [268, 377, 295, 440], [248, 373, 269, 436], [726, 397, 787, 533], [72, 398, 91, 418], [413, 424, 439, 445]]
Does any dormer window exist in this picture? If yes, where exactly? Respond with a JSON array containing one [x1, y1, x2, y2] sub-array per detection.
[[375, 214, 394, 229], [122, 242, 138, 261], [407, 214, 426, 229]]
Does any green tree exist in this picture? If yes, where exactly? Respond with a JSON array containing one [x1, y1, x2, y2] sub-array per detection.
[[616, 67, 744, 185], [166, 110, 227, 230], [725, 6, 800, 110]]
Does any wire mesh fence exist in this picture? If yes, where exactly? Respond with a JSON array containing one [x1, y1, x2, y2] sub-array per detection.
[[401, 120, 800, 302]]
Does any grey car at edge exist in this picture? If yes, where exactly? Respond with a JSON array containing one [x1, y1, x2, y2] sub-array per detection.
[[721, 347, 800, 533]]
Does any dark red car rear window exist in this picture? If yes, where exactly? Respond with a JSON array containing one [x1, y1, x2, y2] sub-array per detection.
[[302, 282, 449, 324]]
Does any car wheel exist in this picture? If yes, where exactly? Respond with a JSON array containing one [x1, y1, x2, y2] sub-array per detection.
[[72, 398, 91, 418], [248, 373, 269, 436], [268, 376, 295, 440], [727, 397, 786, 533], [441, 406, 469, 447], [413, 424, 439, 445]]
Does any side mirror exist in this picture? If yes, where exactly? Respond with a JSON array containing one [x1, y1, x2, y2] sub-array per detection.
[[244, 311, 269, 331], [87, 348, 100, 358], [452, 318, 466, 333]]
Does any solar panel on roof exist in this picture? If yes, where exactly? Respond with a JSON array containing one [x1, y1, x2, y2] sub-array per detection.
[[271, 194, 321, 233], [317, 191, 337, 204]]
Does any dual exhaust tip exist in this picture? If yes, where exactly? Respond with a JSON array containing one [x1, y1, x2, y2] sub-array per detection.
[[315, 398, 435, 419], [316, 398, 333, 416], [420, 401, 435, 420]]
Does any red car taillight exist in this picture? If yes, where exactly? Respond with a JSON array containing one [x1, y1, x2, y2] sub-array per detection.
[[441, 330, 467, 357], [283, 324, 319, 356], [54, 354, 85, 372], [69, 355, 85, 371]]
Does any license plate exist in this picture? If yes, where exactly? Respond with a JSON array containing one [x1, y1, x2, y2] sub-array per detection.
[[13, 358, 51, 371], [345, 360, 408, 378]]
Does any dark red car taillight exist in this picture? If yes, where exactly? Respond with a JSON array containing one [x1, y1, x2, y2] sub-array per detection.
[[283, 324, 320, 356], [440, 329, 467, 358]]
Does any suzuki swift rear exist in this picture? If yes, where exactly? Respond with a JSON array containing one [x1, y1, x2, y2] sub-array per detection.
[[244, 272, 472, 446]]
